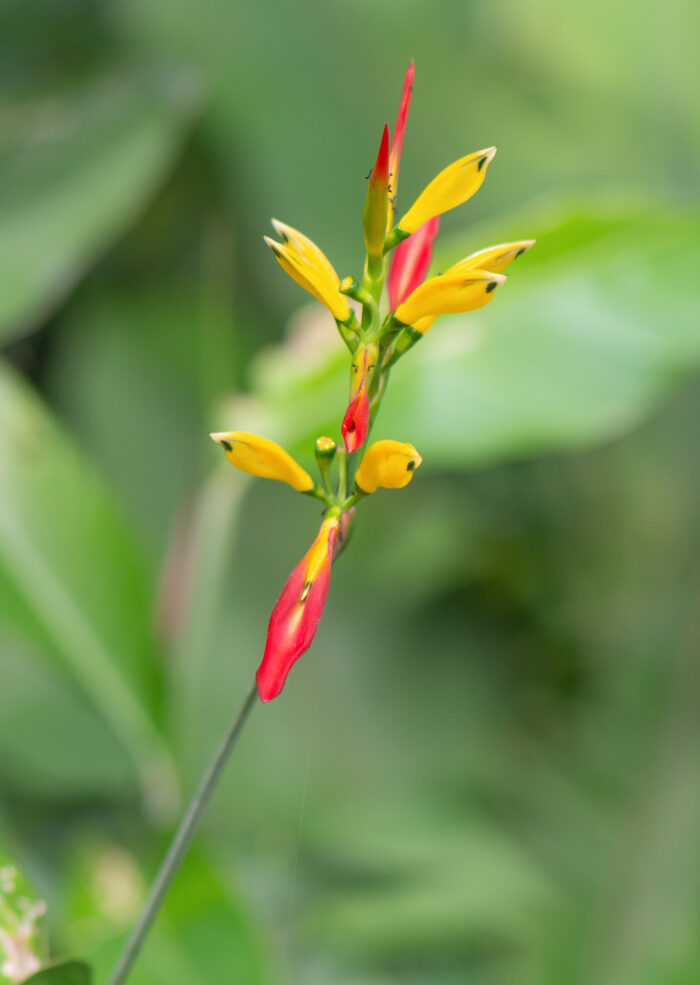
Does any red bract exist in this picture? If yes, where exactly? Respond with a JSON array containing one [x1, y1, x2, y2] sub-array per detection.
[[372, 124, 390, 189], [257, 518, 339, 702], [387, 216, 440, 311], [341, 343, 377, 454], [389, 61, 414, 195], [341, 387, 370, 454]]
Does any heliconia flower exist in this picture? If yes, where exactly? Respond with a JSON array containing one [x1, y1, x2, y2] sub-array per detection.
[[391, 147, 497, 240], [341, 343, 379, 454], [264, 223, 351, 323], [210, 431, 314, 492], [363, 124, 390, 274], [388, 61, 415, 208], [387, 217, 440, 310], [394, 270, 506, 327], [354, 440, 422, 494], [257, 510, 354, 701], [397, 240, 535, 335]]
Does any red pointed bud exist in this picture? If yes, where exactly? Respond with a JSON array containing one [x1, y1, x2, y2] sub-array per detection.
[[257, 516, 339, 702], [341, 388, 370, 455], [341, 343, 379, 454], [387, 216, 439, 310], [389, 61, 414, 203], [363, 125, 390, 276]]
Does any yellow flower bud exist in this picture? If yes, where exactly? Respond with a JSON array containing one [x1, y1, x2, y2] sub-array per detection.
[[354, 440, 422, 494], [264, 223, 350, 322], [394, 271, 506, 326], [445, 239, 536, 276], [210, 431, 313, 492], [397, 147, 496, 234]]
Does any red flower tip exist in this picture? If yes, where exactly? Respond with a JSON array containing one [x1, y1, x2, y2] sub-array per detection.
[[387, 216, 440, 310], [257, 518, 339, 702], [389, 61, 415, 192], [341, 386, 370, 454], [370, 124, 390, 187]]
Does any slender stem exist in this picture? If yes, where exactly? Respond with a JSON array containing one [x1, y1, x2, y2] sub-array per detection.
[[106, 682, 258, 985]]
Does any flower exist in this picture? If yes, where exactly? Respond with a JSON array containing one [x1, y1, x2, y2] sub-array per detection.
[[210, 431, 313, 492], [354, 440, 422, 494], [393, 147, 497, 238], [397, 239, 535, 334], [264, 222, 351, 322], [257, 511, 353, 701], [387, 217, 440, 310], [341, 342, 379, 454], [394, 270, 506, 327]]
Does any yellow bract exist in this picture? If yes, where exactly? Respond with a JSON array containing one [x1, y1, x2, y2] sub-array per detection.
[[354, 440, 423, 494], [445, 240, 536, 276], [302, 516, 339, 594], [395, 271, 506, 326], [265, 222, 350, 322], [397, 147, 496, 234], [210, 431, 313, 492]]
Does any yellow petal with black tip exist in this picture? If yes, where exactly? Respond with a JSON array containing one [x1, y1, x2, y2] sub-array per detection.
[[397, 147, 496, 234], [395, 270, 506, 325], [446, 239, 535, 276], [210, 431, 313, 492], [354, 440, 422, 494]]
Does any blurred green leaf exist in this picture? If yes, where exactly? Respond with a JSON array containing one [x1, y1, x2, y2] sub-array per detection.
[[0, 361, 174, 809], [231, 202, 700, 469], [0, 639, 133, 798], [0, 67, 199, 342], [65, 846, 269, 985], [24, 961, 92, 985]]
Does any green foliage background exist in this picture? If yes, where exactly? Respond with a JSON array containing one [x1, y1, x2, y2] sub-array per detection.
[[0, 1, 698, 983]]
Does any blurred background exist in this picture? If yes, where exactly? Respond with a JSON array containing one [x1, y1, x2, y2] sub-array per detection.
[[0, 1, 699, 983]]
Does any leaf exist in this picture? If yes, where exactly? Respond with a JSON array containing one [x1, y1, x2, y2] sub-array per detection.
[[230, 202, 700, 470], [0, 67, 199, 342], [23, 960, 92, 985], [0, 361, 175, 810]]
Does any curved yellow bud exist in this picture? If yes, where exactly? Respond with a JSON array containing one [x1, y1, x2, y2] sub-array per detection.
[[446, 239, 536, 276], [397, 147, 496, 234], [354, 440, 423, 494], [395, 270, 506, 326], [210, 431, 313, 492], [265, 226, 350, 322]]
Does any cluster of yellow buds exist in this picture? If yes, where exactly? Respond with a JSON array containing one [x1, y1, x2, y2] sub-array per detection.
[[211, 63, 533, 702]]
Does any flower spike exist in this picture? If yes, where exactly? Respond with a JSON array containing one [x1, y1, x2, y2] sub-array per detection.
[[257, 510, 354, 701], [210, 431, 314, 492], [264, 225, 351, 323], [355, 440, 423, 494], [387, 147, 497, 247], [387, 217, 440, 310], [341, 343, 379, 454]]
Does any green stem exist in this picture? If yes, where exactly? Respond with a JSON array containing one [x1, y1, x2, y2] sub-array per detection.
[[106, 683, 258, 985]]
